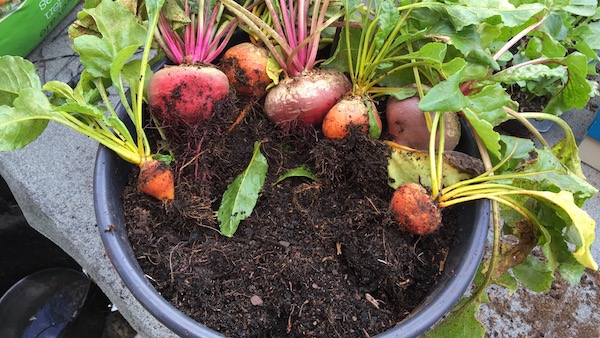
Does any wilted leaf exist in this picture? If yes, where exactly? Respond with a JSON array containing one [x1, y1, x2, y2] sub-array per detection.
[[387, 144, 483, 189]]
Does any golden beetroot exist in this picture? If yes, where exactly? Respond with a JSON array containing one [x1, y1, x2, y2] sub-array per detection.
[[390, 183, 441, 235], [137, 158, 175, 201], [322, 95, 382, 140]]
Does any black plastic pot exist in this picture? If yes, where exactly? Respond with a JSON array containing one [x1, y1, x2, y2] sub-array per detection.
[[0, 177, 110, 337], [95, 104, 489, 337]]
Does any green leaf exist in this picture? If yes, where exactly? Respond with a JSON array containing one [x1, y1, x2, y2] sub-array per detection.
[[462, 106, 502, 159], [498, 135, 535, 170], [519, 147, 597, 205], [491, 64, 567, 85], [495, 271, 518, 292], [444, 2, 546, 31], [0, 56, 41, 106], [42, 81, 77, 102], [73, 0, 147, 79], [543, 53, 592, 115], [512, 256, 555, 292], [423, 297, 486, 338], [558, 262, 586, 285], [374, 0, 400, 52], [388, 87, 418, 101], [55, 101, 105, 118], [218, 142, 268, 237], [0, 88, 55, 151], [146, 0, 166, 15], [273, 166, 317, 186], [465, 83, 513, 126], [419, 70, 469, 112]]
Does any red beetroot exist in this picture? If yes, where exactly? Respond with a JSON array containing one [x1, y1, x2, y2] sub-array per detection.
[[386, 96, 461, 150], [263, 69, 351, 126], [390, 182, 442, 235], [148, 65, 229, 125]]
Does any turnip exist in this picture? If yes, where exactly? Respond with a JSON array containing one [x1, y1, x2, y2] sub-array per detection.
[[222, 0, 349, 127], [149, 0, 237, 125], [386, 96, 461, 151]]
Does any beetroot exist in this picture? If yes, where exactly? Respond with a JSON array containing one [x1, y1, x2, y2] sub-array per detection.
[[390, 183, 442, 235], [263, 69, 351, 126], [386, 96, 461, 150], [148, 65, 229, 125]]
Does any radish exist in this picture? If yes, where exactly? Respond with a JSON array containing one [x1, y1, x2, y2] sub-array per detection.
[[222, 0, 349, 127], [149, 0, 237, 126], [386, 96, 461, 151]]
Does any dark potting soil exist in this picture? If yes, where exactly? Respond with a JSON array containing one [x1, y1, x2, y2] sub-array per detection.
[[123, 98, 461, 338]]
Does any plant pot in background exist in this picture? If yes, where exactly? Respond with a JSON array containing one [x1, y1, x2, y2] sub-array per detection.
[[0, 176, 110, 337], [94, 97, 490, 337]]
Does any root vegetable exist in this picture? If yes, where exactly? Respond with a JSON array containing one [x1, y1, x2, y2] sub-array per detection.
[[221, 42, 271, 98], [264, 68, 351, 126], [322, 95, 382, 140], [137, 158, 175, 201], [390, 182, 441, 235], [147, 65, 229, 125], [386, 96, 461, 151]]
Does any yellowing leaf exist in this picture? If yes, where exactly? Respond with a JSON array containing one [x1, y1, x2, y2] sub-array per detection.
[[527, 190, 597, 270], [387, 144, 483, 189]]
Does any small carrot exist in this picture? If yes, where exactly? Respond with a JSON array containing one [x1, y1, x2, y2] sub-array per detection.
[[137, 158, 175, 201], [322, 95, 382, 140], [390, 182, 441, 235]]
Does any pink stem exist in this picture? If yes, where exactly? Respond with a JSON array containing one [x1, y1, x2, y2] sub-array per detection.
[[296, 0, 307, 65], [194, 0, 207, 63], [158, 14, 184, 64], [184, 0, 196, 60], [306, 0, 328, 70], [205, 20, 237, 63], [198, 3, 221, 62]]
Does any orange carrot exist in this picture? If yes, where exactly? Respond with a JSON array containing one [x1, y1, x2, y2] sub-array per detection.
[[322, 96, 382, 140], [137, 158, 175, 201], [390, 183, 441, 235]]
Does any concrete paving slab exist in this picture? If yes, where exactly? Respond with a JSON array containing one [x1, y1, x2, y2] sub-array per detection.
[[1, 4, 599, 338]]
